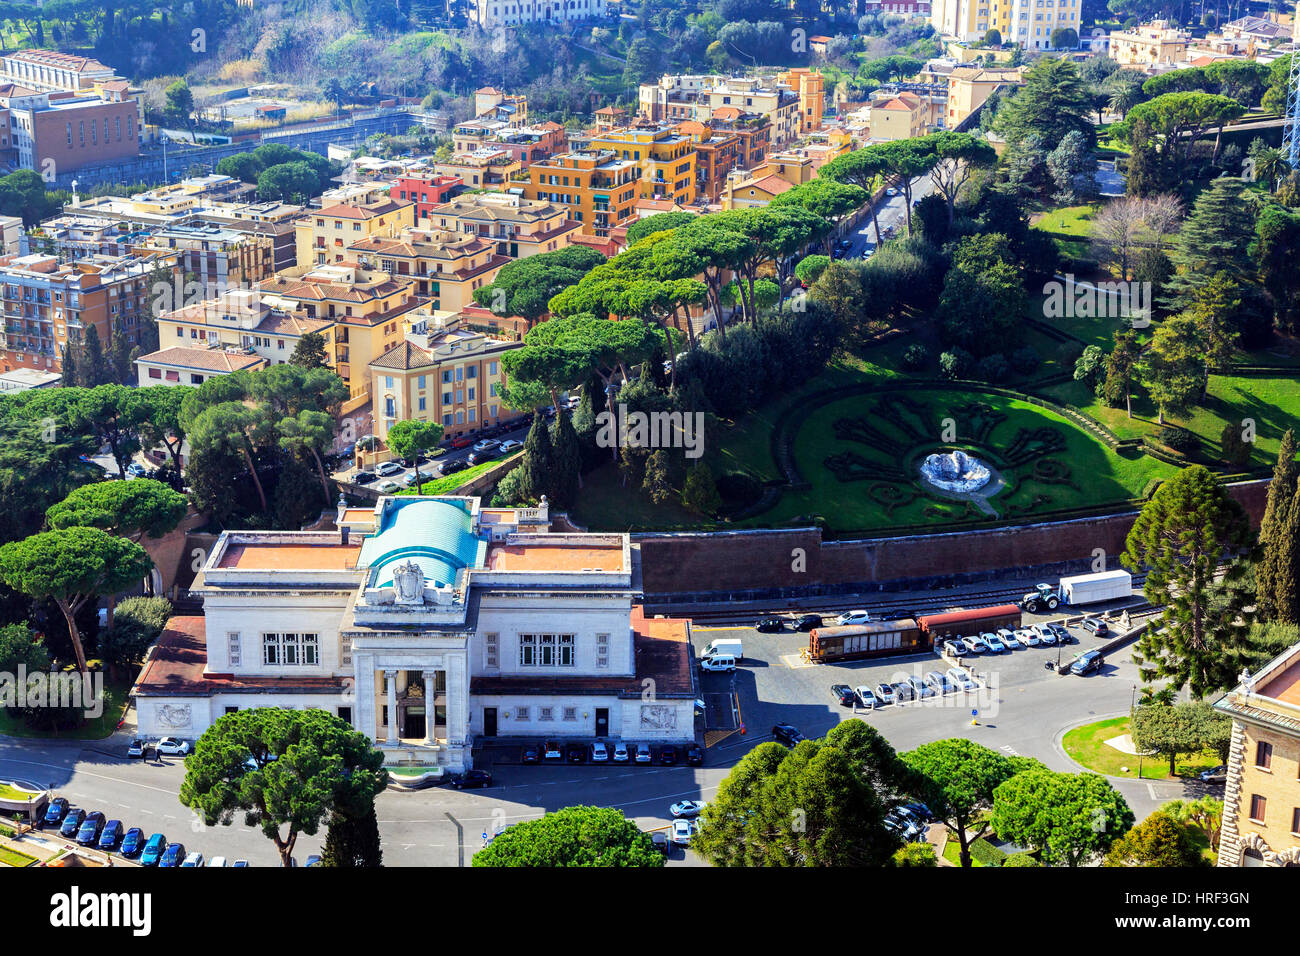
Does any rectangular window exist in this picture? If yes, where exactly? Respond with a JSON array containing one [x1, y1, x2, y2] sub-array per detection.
[[1256, 741, 1273, 769], [385, 376, 394, 388], [485, 632, 498, 667], [1250, 794, 1267, 823], [515, 706, 529, 721], [563, 707, 578, 722], [262, 633, 281, 665], [519, 634, 536, 667], [228, 632, 241, 666], [418, 397, 426, 411], [559, 634, 575, 667], [1293, 807, 1300, 836], [417, 375, 426, 389], [539, 706, 554, 721], [262, 633, 318, 666], [596, 633, 609, 668]]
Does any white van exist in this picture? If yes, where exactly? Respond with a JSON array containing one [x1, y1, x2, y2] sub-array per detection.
[[701, 638, 744, 662], [700, 654, 736, 673]]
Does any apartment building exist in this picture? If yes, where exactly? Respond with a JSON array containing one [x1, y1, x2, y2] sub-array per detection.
[[369, 317, 524, 441], [470, 0, 606, 29], [257, 263, 424, 398], [393, 173, 464, 222], [930, 0, 1082, 50], [869, 91, 932, 141], [721, 170, 797, 210], [675, 121, 741, 202], [0, 250, 179, 375], [1109, 20, 1191, 68], [586, 125, 698, 206], [346, 228, 511, 313], [638, 74, 810, 147], [752, 128, 853, 185], [155, 288, 335, 370], [522, 149, 640, 238], [0, 82, 143, 174], [432, 148, 523, 191], [425, 192, 580, 259], [135, 345, 267, 387], [777, 68, 826, 135], [295, 196, 416, 268], [473, 88, 529, 125], [1215, 639, 1300, 867], [134, 224, 275, 296], [946, 66, 1023, 128]]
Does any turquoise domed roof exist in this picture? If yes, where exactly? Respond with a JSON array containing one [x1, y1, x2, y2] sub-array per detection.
[[358, 498, 486, 590]]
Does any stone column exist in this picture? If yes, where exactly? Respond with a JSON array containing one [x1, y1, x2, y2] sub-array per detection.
[[423, 671, 436, 744], [386, 669, 399, 744], [447, 654, 468, 748]]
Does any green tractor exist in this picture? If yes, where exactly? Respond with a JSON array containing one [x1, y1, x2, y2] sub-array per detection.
[[1020, 583, 1060, 614]]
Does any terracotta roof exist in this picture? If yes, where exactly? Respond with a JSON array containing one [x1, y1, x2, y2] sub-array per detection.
[[5, 49, 111, 73], [137, 347, 267, 373], [369, 340, 434, 371], [712, 106, 743, 120], [734, 174, 796, 195], [255, 311, 332, 336], [311, 199, 409, 220], [133, 617, 347, 698]]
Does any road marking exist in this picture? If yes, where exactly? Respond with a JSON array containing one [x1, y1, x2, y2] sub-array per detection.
[[782, 653, 813, 669]]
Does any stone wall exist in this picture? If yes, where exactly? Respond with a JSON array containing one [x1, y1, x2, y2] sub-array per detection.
[[636, 478, 1271, 600]]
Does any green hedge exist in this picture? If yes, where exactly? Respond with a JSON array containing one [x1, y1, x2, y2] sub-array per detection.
[[970, 837, 1009, 867]]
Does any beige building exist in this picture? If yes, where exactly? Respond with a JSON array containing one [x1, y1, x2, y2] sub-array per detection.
[[346, 228, 510, 314], [721, 170, 797, 209], [1215, 640, 1300, 868], [425, 192, 581, 259], [946, 65, 1023, 129], [470, 0, 605, 30], [135, 344, 267, 387], [1109, 20, 1191, 68], [155, 288, 335, 369], [369, 317, 524, 441], [930, 0, 1081, 49], [869, 92, 931, 141], [295, 196, 415, 269], [638, 73, 812, 146]]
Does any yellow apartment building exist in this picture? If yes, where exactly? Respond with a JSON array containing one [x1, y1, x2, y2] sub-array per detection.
[[586, 125, 698, 206], [346, 227, 510, 313], [155, 287, 335, 369], [1109, 20, 1191, 68], [869, 92, 931, 141], [257, 262, 424, 398], [424, 192, 580, 259], [946, 66, 1023, 129], [1215, 639, 1300, 867], [294, 196, 415, 268]]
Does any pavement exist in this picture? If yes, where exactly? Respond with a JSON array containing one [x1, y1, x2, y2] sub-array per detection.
[[834, 174, 939, 263]]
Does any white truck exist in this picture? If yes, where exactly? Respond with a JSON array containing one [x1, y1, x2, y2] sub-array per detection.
[[701, 638, 744, 663], [1020, 570, 1133, 612]]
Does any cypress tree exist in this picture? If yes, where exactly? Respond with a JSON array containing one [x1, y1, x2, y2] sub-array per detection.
[[81, 323, 107, 387], [60, 342, 78, 387], [1273, 481, 1300, 626], [1257, 429, 1298, 622], [321, 804, 383, 867], [549, 406, 582, 506], [110, 317, 132, 384], [518, 410, 554, 503], [642, 449, 673, 504]]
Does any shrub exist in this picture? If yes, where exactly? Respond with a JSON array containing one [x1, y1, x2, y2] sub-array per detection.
[[969, 837, 1009, 867], [113, 596, 173, 637], [900, 343, 931, 371], [1009, 346, 1041, 375], [939, 347, 973, 380], [1158, 426, 1199, 454], [715, 471, 763, 509], [973, 353, 1012, 382], [1004, 851, 1041, 866], [795, 254, 831, 286]]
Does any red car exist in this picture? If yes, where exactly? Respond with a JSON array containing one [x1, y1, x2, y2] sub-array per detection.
[[450, 435, 474, 449]]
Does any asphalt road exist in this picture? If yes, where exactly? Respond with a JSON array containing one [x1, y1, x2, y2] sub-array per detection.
[[835, 174, 939, 264]]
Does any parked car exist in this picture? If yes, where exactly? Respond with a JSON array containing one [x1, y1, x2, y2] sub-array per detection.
[[772, 723, 804, 747], [685, 744, 704, 766], [755, 616, 784, 633], [794, 614, 823, 632], [499, 440, 524, 455], [671, 818, 696, 845], [831, 683, 857, 706], [1080, 618, 1110, 637], [120, 827, 145, 858], [440, 458, 468, 474], [875, 683, 896, 705], [352, 470, 377, 484], [634, 743, 653, 764], [157, 737, 190, 756], [965, 636, 989, 654], [1070, 650, 1105, 675], [158, 842, 187, 868], [467, 447, 501, 465], [126, 462, 149, 478], [98, 819, 123, 851], [700, 654, 736, 673], [658, 745, 678, 766], [1016, 627, 1040, 648], [982, 632, 1005, 654], [837, 609, 872, 626], [376, 479, 400, 494], [671, 800, 705, 818], [375, 460, 403, 477], [402, 471, 426, 487], [231, 860, 251, 868], [521, 744, 540, 764], [907, 675, 936, 699], [855, 686, 878, 708], [947, 638, 971, 656], [925, 671, 954, 694], [612, 741, 630, 763], [127, 738, 149, 758], [449, 435, 474, 449], [892, 681, 915, 702], [998, 628, 1021, 650], [139, 833, 168, 866], [1034, 623, 1058, 646], [452, 769, 493, 790], [471, 438, 501, 454], [75, 811, 106, 846], [946, 667, 977, 692], [651, 831, 670, 856], [59, 808, 86, 838], [181, 852, 204, 868], [208, 857, 228, 868], [1199, 765, 1228, 784], [590, 741, 609, 763], [543, 740, 563, 761], [1050, 622, 1073, 644], [42, 796, 69, 828], [565, 743, 586, 764]]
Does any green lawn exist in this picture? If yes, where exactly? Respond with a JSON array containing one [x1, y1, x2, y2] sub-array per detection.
[[1062, 716, 1222, 781], [1033, 204, 1099, 238], [0, 675, 132, 740], [394, 455, 519, 497], [0, 845, 37, 867], [0, 783, 37, 801]]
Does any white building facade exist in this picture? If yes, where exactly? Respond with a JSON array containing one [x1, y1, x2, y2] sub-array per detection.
[[471, 0, 606, 30], [132, 495, 695, 771]]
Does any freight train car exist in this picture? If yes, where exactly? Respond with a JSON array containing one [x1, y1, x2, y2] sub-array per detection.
[[917, 604, 1022, 642], [808, 619, 924, 662]]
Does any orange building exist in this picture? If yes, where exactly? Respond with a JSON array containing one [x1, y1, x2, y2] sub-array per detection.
[[522, 149, 640, 238]]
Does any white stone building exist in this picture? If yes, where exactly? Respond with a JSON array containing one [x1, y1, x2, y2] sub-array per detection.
[[132, 496, 696, 771], [470, 0, 606, 30]]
